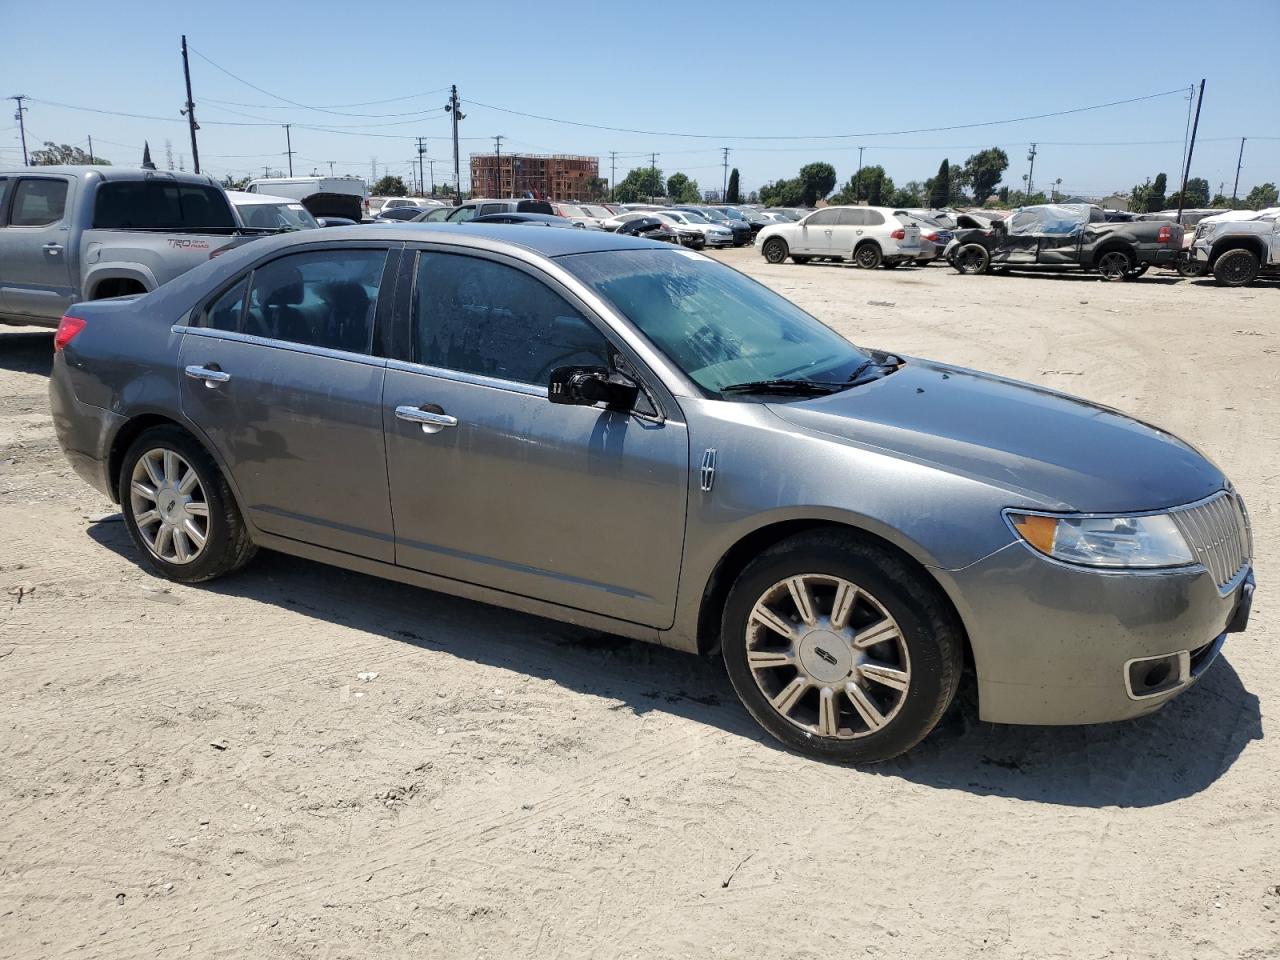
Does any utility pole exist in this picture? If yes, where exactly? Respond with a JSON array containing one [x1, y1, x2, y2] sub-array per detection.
[[609, 151, 617, 200], [1176, 79, 1206, 225], [856, 146, 865, 200], [721, 146, 730, 201], [371, 157, 377, 182], [87, 134, 94, 164], [445, 85, 464, 202], [179, 35, 201, 174], [416, 137, 427, 197], [282, 124, 295, 177], [1232, 137, 1246, 202], [426, 158, 436, 195], [492, 134, 504, 198], [8, 95, 29, 165], [650, 152, 658, 202], [327, 160, 334, 176], [1025, 143, 1037, 200]]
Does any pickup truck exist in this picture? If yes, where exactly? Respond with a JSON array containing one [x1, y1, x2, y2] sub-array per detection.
[[0, 167, 269, 329], [945, 202, 1181, 281], [1189, 207, 1280, 287]]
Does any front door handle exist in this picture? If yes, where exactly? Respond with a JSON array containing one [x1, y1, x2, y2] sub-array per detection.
[[42, 242, 63, 256], [185, 364, 231, 388], [395, 404, 458, 434]]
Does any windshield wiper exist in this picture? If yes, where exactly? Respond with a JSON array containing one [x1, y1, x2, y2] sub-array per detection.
[[719, 378, 847, 395]]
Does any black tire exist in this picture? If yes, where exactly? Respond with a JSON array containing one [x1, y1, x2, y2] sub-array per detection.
[[1176, 258, 1208, 279], [1096, 249, 1133, 281], [792, 255, 812, 264], [762, 237, 789, 264], [721, 532, 963, 763], [882, 260, 900, 270], [1213, 248, 1259, 287], [1124, 263, 1149, 280], [952, 244, 990, 275], [853, 243, 882, 270], [119, 425, 256, 583]]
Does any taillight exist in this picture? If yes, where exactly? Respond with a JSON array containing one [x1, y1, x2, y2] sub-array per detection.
[[926, 232, 939, 242], [54, 315, 86, 352], [1157, 225, 1173, 243], [890, 228, 905, 240]]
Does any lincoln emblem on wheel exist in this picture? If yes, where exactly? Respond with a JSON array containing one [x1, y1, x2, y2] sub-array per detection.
[[47, 224, 1253, 762]]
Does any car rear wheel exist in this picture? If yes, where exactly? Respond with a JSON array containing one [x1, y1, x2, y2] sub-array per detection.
[[721, 532, 963, 763], [120, 426, 256, 583], [1177, 258, 1208, 279], [854, 244, 882, 269], [792, 255, 812, 265], [1213, 248, 1259, 287], [952, 244, 990, 275], [762, 238, 789, 264], [1097, 250, 1133, 281]]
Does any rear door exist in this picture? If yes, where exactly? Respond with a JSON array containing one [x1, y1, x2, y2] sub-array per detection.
[[0, 174, 75, 323], [382, 245, 689, 627], [179, 243, 400, 561], [829, 208, 862, 256]]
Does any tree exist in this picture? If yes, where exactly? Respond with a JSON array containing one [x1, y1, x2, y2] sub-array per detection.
[[585, 176, 609, 201], [613, 166, 664, 203], [798, 162, 837, 206], [1243, 182, 1278, 209], [30, 141, 109, 166], [372, 175, 408, 197], [726, 168, 741, 204], [666, 172, 700, 203], [928, 159, 950, 208], [960, 148, 1008, 204], [830, 165, 894, 206], [759, 178, 804, 207], [220, 174, 251, 190], [1168, 177, 1210, 208]]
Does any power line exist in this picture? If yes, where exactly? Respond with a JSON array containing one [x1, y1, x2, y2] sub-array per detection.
[[201, 88, 450, 113], [462, 87, 1191, 141]]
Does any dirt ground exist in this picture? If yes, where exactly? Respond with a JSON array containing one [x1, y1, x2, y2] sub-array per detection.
[[1, 253, 1277, 960]]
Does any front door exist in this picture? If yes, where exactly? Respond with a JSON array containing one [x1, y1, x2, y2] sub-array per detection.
[[0, 175, 75, 323], [179, 245, 398, 561], [793, 208, 841, 255], [383, 248, 689, 628]]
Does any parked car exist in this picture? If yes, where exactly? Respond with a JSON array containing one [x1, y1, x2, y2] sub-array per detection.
[[226, 191, 321, 232], [244, 176, 368, 223], [946, 203, 1182, 280], [1189, 206, 1280, 286], [0, 166, 268, 328], [676, 206, 752, 246], [757, 206, 922, 268], [551, 202, 608, 229], [613, 215, 680, 243], [440, 198, 555, 223], [764, 207, 808, 221], [373, 206, 431, 222], [659, 209, 733, 247], [469, 212, 580, 228], [48, 225, 1253, 762], [897, 213, 953, 264], [369, 197, 445, 219], [413, 207, 454, 223], [316, 217, 359, 228], [716, 206, 769, 237]]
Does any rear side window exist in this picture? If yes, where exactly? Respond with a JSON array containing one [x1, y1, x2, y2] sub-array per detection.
[[244, 249, 387, 354], [93, 182, 236, 230], [479, 203, 507, 217], [837, 209, 864, 226], [413, 252, 611, 385], [864, 210, 885, 226], [205, 277, 248, 332], [11, 179, 68, 226]]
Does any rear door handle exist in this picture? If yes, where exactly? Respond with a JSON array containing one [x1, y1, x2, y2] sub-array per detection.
[[42, 242, 63, 255], [395, 404, 458, 434], [185, 365, 231, 387]]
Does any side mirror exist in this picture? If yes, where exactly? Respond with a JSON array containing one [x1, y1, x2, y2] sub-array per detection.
[[548, 366, 639, 409]]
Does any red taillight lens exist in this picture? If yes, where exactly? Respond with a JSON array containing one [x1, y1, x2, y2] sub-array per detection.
[[54, 315, 86, 352], [890, 228, 905, 240], [1157, 225, 1172, 243], [926, 232, 939, 242]]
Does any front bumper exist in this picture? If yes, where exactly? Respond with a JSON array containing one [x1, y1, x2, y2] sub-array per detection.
[[704, 234, 734, 247], [936, 541, 1252, 725], [48, 353, 123, 500], [1192, 240, 1212, 263]]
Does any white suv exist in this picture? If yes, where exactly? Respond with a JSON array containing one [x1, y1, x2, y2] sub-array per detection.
[[757, 206, 921, 268]]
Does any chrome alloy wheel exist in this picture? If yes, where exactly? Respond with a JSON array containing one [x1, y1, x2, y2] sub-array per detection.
[[746, 574, 911, 739], [129, 448, 210, 564]]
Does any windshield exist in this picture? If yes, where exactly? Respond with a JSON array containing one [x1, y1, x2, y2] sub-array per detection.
[[561, 249, 870, 396], [680, 211, 709, 224], [698, 208, 729, 222], [558, 203, 586, 217], [236, 201, 319, 231], [720, 208, 747, 221]]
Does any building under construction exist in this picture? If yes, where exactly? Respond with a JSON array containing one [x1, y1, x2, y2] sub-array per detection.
[[469, 153, 600, 201]]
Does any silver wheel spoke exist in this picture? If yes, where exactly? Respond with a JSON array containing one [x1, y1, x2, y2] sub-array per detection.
[[845, 683, 887, 731], [153, 523, 174, 558], [172, 528, 191, 563], [184, 501, 209, 517], [177, 468, 200, 495], [816, 686, 839, 737], [853, 618, 899, 650], [831, 581, 858, 629], [751, 603, 795, 640], [163, 450, 180, 485], [142, 453, 164, 488], [131, 480, 157, 502], [134, 509, 160, 527], [182, 519, 207, 548], [747, 648, 794, 670], [860, 661, 909, 692], [769, 676, 808, 716], [786, 576, 817, 626]]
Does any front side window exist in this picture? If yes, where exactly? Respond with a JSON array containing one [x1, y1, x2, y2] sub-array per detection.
[[562, 248, 870, 395], [414, 252, 611, 385], [806, 208, 839, 226], [447, 205, 477, 223], [244, 249, 387, 353], [11, 179, 68, 226]]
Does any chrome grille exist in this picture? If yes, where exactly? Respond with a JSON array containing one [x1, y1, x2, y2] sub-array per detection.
[[1171, 492, 1251, 590]]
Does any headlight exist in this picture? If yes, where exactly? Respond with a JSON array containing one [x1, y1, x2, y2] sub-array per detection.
[[1006, 510, 1194, 568]]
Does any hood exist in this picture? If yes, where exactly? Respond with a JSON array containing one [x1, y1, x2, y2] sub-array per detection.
[[766, 359, 1223, 512]]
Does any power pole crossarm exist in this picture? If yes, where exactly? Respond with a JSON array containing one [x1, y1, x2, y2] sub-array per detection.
[[180, 35, 201, 174]]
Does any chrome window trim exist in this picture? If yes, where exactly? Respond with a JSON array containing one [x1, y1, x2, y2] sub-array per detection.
[[384, 357, 546, 398], [172, 324, 387, 368]]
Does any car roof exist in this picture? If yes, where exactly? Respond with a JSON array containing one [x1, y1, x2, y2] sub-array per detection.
[[0, 165, 223, 186], [251, 222, 671, 258], [225, 190, 299, 205]]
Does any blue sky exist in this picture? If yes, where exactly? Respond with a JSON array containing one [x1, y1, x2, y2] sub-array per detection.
[[4, 0, 1278, 199]]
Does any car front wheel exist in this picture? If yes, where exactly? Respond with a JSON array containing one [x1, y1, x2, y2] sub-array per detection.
[[721, 532, 963, 763], [120, 425, 256, 583], [1213, 248, 1259, 287], [762, 237, 789, 264]]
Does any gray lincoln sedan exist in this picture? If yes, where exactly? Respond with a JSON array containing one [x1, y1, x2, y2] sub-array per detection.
[[48, 224, 1254, 762]]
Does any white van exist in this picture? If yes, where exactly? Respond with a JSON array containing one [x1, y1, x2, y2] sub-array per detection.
[[244, 176, 369, 220]]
